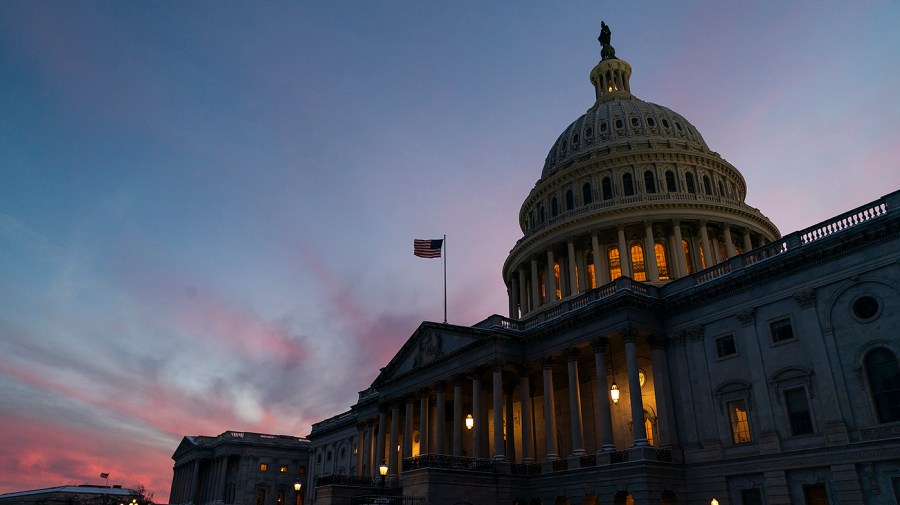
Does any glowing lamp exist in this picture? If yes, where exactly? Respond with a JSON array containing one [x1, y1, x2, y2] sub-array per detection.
[[610, 382, 620, 404], [379, 461, 388, 477], [294, 481, 302, 492], [465, 414, 474, 430], [711, 499, 719, 505]]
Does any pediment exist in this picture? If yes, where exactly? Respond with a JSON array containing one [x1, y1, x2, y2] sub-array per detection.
[[373, 323, 485, 385], [171, 436, 200, 459]]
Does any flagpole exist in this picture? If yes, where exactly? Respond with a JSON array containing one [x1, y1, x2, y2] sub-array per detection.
[[442, 234, 447, 324]]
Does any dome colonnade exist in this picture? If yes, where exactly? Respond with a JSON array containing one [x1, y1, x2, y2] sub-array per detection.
[[503, 40, 779, 318]]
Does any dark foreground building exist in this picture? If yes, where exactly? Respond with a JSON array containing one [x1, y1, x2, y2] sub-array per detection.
[[0, 485, 138, 505], [303, 25, 900, 505], [169, 431, 310, 505]]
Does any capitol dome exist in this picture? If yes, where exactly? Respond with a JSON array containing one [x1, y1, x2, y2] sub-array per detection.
[[502, 24, 780, 318]]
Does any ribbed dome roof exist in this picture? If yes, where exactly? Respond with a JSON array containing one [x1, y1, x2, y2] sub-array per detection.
[[541, 98, 709, 179]]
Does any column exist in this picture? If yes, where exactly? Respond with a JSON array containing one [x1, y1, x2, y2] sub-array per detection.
[[509, 276, 519, 319], [519, 370, 535, 463], [530, 259, 540, 308], [592, 338, 616, 451], [453, 377, 463, 456], [541, 357, 559, 460], [368, 421, 377, 479], [617, 224, 632, 277], [623, 329, 649, 446], [567, 239, 578, 296], [361, 422, 371, 477], [699, 221, 712, 269], [505, 385, 517, 462], [649, 336, 676, 447], [187, 459, 199, 504], [357, 425, 366, 475], [518, 269, 528, 316], [472, 374, 483, 458], [566, 348, 586, 457], [591, 232, 607, 286], [723, 223, 737, 258], [404, 398, 414, 460], [743, 229, 753, 252], [419, 391, 429, 456], [389, 403, 400, 478], [644, 220, 659, 281], [375, 409, 386, 477], [546, 250, 557, 302], [672, 220, 686, 277], [492, 364, 506, 460], [435, 384, 446, 454]]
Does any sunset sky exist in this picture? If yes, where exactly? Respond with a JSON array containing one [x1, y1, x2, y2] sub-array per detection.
[[2, 1, 899, 499]]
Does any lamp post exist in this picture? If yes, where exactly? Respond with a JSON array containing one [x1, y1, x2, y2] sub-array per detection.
[[379, 460, 388, 493], [294, 480, 302, 505]]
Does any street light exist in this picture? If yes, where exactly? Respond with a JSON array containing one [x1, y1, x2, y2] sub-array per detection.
[[379, 460, 388, 491], [465, 414, 474, 430], [710, 499, 719, 505], [610, 382, 620, 404], [294, 480, 302, 492]]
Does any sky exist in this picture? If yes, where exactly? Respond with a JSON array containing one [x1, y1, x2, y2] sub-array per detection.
[[2, 0, 900, 499]]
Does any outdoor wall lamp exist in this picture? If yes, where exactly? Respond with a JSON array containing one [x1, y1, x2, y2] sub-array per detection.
[[465, 414, 474, 430]]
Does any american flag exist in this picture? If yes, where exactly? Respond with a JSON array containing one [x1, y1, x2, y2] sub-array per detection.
[[414, 239, 443, 258], [100, 472, 109, 479]]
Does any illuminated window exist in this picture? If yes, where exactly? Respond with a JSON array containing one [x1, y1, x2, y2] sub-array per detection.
[[623, 173, 635, 196], [654, 241, 669, 280], [703, 175, 713, 195], [866, 348, 900, 423], [582, 183, 593, 205], [803, 485, 828, 505], [665, 170, 676, 192], [279, 465, 288, 473], [644, 412, 655, 446], [260, 463, 268, 472], [566, 189, 574, 210], [727, 399, 752, 444], [628, 243, 646, 281], [551, 197, 559, 217], [607, 246, 622, 280], [685, 173, 696, 194], [784, 387, 814, 435], [681, 239, 694, 274], [539, 271, 546, 304], [644, 170, 656, 193], [699, 242, 707, 269], [602, 177, 613, 200], [553, 263, 562, 300], [277, 490, 285, 505], [586, 252, 597, 289]]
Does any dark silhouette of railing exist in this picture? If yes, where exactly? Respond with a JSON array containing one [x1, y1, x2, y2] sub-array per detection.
[[403, 454, 497, 472], [315, 474, 375, 487]]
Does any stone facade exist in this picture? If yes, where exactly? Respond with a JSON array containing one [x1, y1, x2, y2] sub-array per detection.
[[305, 26, 900, 505], [169, 431, 310, 505]]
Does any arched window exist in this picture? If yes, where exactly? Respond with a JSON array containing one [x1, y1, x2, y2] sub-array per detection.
[[629, 243, 646, 281], [681, 239, 694, 274], [703, 175, 713, 195], [582, 182, 593, 205], [553, 263, 562, 300], [565, 189, 574, 210], [718, 242, 727, 262], [718, 180, 725, 196], [699, 242, 707, 269], [685, 173, 696, 194], [655, 241, 670, 280], [866, 348, 900, 423], [623, 173, 635, 196], [644, 411, 655, 446], [551, 197, 559, 218], [644, 170, 656, 194], [607, 246, 622, 281], [665, 170, 676, 192], [602, 177, 613, 200], [539, 271, 546, 305], [538, 203, 545, 223]]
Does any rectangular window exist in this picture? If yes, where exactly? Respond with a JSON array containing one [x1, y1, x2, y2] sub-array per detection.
[[259, 463, 268, 472], [277, 490, 285, 505], [716, 334, 737, 358], [770, 318, 795, 343], [784, 387, 814, 435], [298, 466, 306, 475], [740, 489, 763, 505], [256, 489, 266, 505], [280, 465, 288, 473], [727, 399, 752, 444], [803, 484, 829, 505]]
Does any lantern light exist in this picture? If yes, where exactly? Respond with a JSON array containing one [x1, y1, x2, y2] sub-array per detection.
[[465, 414, 474, 430], [379, 460, 388, 477], [610, 382, 620, 404]]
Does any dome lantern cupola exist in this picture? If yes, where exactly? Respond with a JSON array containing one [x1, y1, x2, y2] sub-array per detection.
[[502, 22, 780, 320]]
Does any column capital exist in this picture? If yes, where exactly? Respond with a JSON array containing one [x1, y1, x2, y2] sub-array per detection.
[[616, 222, 626, 232], [686, 325, 705, 340], [492, 359, 506, 372], [433, 382, 447, 393], [698, 219, 708, 226], [793, 288, 817, 308], [723, 221, 732, 230], [668, 332, 686, 346], [620, 326, 638, 344], [671, 218, 681, 226], [643, 219, 653, 228], [452, 375, 464, 386], [566, 347, 580, 361], [648, 334, 668, 350], [540, 355, 554, 369], [736, 308, 756, 327], [591, 337, 609, 352]]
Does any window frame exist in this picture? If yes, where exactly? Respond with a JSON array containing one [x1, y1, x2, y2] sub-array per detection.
[[864, 347, 900, 424], [715, 381, 754, 446], [715, 333, 738, 360], [768, 316, 797, 345], [783, 386, 815, 436]]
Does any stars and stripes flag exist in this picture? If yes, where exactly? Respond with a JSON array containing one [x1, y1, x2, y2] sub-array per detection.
[[413, 239, 443, 258], [100, 472, 109, 479]]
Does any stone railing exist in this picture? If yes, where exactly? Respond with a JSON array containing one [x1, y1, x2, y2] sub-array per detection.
[[315, 474, 375, 487], [402, 454, 497, 473], [511, 463, 542, 475]]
